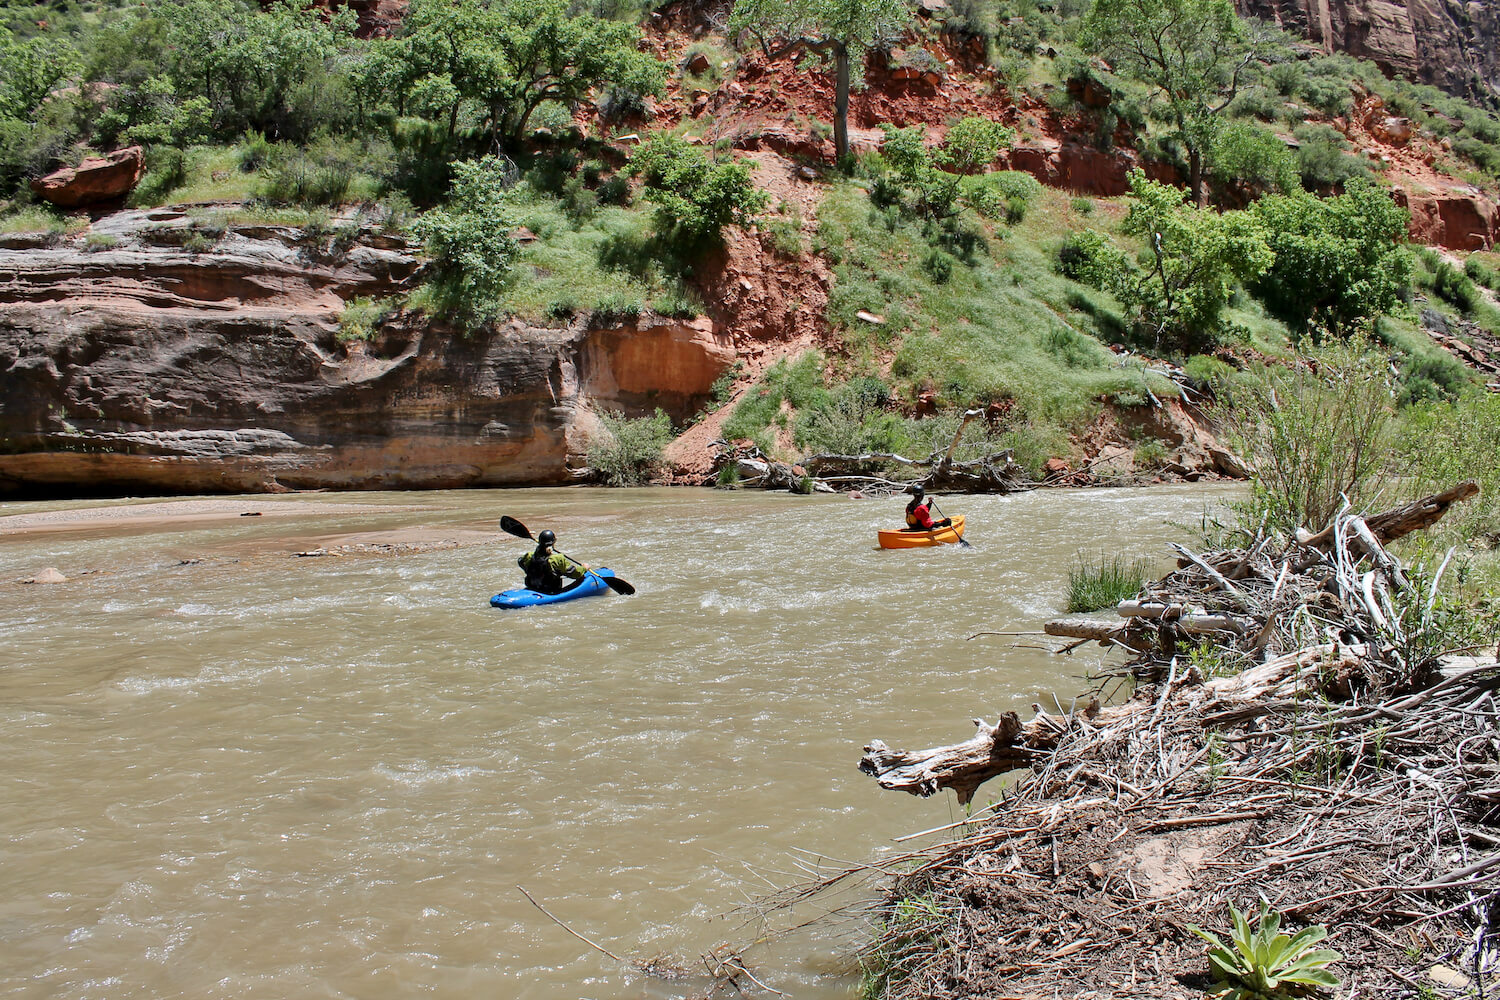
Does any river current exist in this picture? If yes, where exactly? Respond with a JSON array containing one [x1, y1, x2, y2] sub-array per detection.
[[0, 484, 1235, 999]]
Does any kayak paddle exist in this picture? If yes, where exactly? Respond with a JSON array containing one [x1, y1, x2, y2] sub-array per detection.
[[499, 516, 636, 595], [926, 495, 973, 549]]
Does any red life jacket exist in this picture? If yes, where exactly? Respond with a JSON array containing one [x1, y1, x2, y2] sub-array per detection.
[[905, 500, 935, 529]]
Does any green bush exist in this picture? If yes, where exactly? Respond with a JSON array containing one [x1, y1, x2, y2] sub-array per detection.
[[130, 145, 188, 205], [633, 133, 767, 257], [257, 142, 353, 207], [410, 154, 518, 329], [1466, 254, 1499, 289], [1248, 178, 1412, 340], [1214, 338, 1396, 535], [338, 296, 397, 341], [1293, 124, 1369, 190], [586, 408, 672, 486]]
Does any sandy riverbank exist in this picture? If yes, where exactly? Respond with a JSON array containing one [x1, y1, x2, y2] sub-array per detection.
[[0, 497, 431, 536]]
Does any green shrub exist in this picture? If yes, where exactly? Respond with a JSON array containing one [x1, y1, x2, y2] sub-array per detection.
[[634, 133, 767, 257], [715, 461, 740, 489], [1214, 339, 1395, 535], [258, 143, 353, 207], [410, 155, 518, 329], [1432, 261, 1481, 311], [1293, 124, 1369, 190], [130, 146, 188, 206], [1395, 392, 1500, 547], [1064, 553, 1152, 612], [1134, 437, 1170, 468], [338, 296, 397, 341], [1466, 254, 1499, 289], [587, 408, 672, 486]]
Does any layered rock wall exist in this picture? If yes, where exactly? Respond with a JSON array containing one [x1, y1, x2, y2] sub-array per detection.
[[0, 211, 733, 496], [1237, 0, 1500, 106]]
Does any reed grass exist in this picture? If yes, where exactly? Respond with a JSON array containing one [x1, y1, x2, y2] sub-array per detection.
[[1064, 553, 1152, 612]]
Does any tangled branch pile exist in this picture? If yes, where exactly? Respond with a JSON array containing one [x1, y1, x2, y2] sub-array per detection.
[[804, 481, 1500, 999], [1045, 481, 1485, 690]]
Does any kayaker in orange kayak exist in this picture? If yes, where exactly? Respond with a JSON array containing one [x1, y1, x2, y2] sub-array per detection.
[[904, 484, 953, 531]]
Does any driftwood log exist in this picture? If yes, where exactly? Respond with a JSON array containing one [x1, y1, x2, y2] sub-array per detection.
[[802, 409, 1034, 494]]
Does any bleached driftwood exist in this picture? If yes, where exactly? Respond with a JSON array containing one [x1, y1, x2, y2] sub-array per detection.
[[860, 645, 1364, 803]]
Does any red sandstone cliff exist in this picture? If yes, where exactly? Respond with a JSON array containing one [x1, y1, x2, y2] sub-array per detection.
[[0, 210, 735, 495]]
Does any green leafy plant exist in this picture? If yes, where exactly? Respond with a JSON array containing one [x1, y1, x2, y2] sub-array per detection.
[[1189, 902, 1341, 1000]]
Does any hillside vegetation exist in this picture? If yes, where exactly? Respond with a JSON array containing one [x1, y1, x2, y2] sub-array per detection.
[[1, 0, 1499, 529]]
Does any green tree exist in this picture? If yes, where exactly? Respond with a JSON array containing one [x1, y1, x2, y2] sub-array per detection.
[[1079, 0, 1261, 203], [136, 0, 358, 140], [634, 134, 768, 253], [0, 28, 79, 121], [411, 154, 519, 328], [729, 0, 913, 163], [1249, 178, 1412, 339], [1068, 171, 1273, 354], [385, 0, 664, 148]]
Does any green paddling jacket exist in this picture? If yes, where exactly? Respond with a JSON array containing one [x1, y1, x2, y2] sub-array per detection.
[[517, 547, 587, 595]]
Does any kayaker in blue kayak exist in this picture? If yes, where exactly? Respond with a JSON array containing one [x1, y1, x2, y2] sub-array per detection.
[[517, 529, 591, 595], [904, 484, 952, 531]]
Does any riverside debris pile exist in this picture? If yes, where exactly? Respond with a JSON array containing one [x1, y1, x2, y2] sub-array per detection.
[[827, 481, 1500, 999]]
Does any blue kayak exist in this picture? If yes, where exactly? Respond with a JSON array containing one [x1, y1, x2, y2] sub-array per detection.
[[490, 569, 615, 609]]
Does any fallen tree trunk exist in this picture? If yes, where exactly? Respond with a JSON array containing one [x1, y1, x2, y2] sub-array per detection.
[[1296, 480, 1478, 550]]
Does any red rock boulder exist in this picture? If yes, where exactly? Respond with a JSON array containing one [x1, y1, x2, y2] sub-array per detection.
[[31, 147, 144, 208]]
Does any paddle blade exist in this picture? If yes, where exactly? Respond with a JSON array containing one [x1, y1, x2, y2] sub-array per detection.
[[603, 575, 635, 596], [499, 515, 533, 540]]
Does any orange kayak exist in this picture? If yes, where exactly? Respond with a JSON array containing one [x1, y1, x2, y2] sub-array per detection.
[[877, 514, 966, 549]]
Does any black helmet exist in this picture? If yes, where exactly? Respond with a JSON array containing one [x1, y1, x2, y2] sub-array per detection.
[[538, 529, 556, 546], [909, 484, 925, 497]]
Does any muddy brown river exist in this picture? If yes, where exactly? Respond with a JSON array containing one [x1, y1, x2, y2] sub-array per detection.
[[0, 485, 1236, 999]]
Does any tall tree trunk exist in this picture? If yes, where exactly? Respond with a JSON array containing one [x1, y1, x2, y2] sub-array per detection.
[[1188, 145, 1203, 206], [833, 40, 850, 164]]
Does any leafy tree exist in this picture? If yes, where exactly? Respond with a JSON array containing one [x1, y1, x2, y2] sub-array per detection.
[[1248, 178, 1412, 340], [1065, 171, 1273, 354], [383, 0, 664, 148], [0, 27, 82, 188], [1204, 120, 1297, 200], [0, 28, 79, 121], [729, 0, 913, 163], [118, 0, 360, 141], [633, 134, 768, 254], [1079, 0, 1262, 203], [411, 155, 519, 328]]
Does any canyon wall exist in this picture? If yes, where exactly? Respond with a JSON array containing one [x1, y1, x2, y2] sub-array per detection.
[[0, 210, 733, 496], [1237, 0, 1500, 106]]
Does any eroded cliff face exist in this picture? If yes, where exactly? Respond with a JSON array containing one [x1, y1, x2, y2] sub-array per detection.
[[0, 211, 733, 496], [1237, 0, 1500, 106]]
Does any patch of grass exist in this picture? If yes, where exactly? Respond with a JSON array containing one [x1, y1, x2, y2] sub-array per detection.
[[1064, 553, 1153, 612], [0, 205, 66, 234], [816, 182, 1180, 423], [499, 183, 697, 324]]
